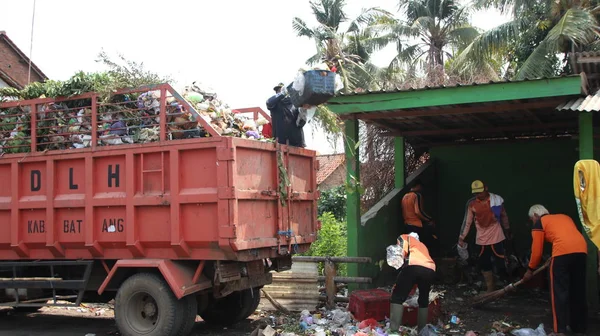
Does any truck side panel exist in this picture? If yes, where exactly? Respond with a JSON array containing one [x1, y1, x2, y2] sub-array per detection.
[[0, 137, 316, 261]]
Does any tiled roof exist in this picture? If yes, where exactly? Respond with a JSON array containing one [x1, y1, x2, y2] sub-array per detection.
[[316, 154, 345, 185]]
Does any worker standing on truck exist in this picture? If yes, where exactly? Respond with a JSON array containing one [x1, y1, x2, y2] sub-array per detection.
[[266, 83, 306, 148], [458, 180, 512, 293], [401, 180, 438, 256], [522, 205, 588, 335], [389, 232, 436, 334]]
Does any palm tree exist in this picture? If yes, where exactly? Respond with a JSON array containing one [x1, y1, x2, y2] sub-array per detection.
[[369, 0, 480, 77], [292, 0, 393, 93], [453, 0, 600, 79]]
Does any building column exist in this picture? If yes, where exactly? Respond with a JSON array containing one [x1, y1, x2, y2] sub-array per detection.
[[394, 137, 405, 189], [344, 118, 360, 278], [579, 111, 598, 308]]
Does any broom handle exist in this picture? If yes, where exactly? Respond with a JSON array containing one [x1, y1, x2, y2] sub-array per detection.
[[507, 258, 551, 289]]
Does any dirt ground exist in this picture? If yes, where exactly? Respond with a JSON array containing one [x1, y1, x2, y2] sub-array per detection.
[[1, 286, 600, 336], [0, 304, 259, 336]]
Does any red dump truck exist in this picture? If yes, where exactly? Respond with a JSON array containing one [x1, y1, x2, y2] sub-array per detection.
[[0, 84, 318, 336]]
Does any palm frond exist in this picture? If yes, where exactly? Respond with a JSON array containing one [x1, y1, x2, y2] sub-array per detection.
[[452, 18, 524, 68], [544, 8, 599, 46], [514, 40, 556, 79], [292, 17, 315, 38], [448, 26, 481, 48], [347, 8, 394, 33]]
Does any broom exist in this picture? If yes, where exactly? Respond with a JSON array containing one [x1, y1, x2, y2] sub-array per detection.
[[471, 259, 551, 307]]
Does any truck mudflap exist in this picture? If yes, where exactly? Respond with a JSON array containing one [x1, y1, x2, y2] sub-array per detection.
[[98, 259, 211, 300]]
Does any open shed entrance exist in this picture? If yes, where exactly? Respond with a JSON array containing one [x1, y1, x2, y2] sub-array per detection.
[[326, 74, 600, 307]]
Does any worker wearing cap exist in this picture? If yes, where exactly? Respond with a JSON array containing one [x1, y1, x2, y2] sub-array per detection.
[[389, 232, 436, 334], [266, 83, 306, 147], [458, 180, 511, 293], [522, 205, 587, 335], [401, 179, 438, 256]]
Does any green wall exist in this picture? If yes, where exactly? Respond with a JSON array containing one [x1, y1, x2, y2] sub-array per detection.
[[430, 139, 580, 255], [355, 163, 437, 287]]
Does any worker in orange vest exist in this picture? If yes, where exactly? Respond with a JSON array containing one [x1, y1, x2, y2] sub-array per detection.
[[389, 232, 436, 334], [522, 205, 588, 335]]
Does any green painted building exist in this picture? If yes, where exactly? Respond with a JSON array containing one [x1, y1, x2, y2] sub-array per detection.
[[326, 74, 600, 306]]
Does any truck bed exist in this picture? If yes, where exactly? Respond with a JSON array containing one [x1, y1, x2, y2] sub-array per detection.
[[0, 84, 318, 262]]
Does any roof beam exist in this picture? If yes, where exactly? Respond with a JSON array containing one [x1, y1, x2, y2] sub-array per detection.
[[386, 121, 575, 137], [338, 99, 566, 119], [327, 76, 583, 115]]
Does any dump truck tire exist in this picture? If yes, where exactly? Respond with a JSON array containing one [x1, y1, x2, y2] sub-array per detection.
[[241, 287, 261, 319], [176, 294, 198, 336], [200, 288, 258, 326], [115, 273, 185, 336]]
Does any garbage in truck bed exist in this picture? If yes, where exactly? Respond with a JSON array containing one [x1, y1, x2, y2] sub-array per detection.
[[0, 81, 272, 154]]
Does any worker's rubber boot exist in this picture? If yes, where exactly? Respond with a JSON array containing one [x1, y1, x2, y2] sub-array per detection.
[[417, 307, 428, 331], [482, 271, 495, 293], [389, 303, 404, 334]]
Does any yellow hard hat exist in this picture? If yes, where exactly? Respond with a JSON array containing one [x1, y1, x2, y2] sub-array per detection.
[[471, 180, 485, 194]]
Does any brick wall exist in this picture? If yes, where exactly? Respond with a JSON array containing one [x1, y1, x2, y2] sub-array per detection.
[[0, 39, 45, 88]]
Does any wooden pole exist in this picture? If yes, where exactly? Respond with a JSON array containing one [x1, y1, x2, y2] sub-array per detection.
[[325, 259, 336, 309]]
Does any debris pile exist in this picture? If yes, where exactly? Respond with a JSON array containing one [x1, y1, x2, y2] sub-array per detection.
[[0, 82, 273, 154]]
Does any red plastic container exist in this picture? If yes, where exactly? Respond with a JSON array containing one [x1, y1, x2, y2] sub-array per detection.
[[348, 288, 442, 325], [349, 289, 391, 321]]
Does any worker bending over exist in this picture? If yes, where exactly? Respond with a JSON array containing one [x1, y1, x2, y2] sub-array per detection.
[[523, 205, 587, 335], [458, 180, 511, 293], [389, 232, 436, 334]]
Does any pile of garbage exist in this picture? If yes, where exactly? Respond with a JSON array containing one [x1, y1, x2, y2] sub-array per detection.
[[0, 82, 272, 154]]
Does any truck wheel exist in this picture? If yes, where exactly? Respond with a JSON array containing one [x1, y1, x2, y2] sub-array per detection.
[[200, 288, 259, 326], [241, 287, 261, 319], [115, 273, 184, 336], [176, 295, 198, 336]]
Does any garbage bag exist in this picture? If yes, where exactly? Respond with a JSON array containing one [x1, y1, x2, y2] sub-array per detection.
[[510, 324, 546, 336], [457, 243, 469, 262], [293, 71, 306, 97], [334, 73, 344, 92], [386, 244, 404, 270], [418, 324, 438, 336]]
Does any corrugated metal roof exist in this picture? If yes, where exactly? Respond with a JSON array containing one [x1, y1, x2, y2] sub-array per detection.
[[336, 75, 581, 96], [556, 89, 600, 112]]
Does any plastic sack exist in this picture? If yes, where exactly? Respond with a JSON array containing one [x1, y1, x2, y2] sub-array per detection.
[[293, 71, 306, 96], [510, 324, 546, 336], [185, 91, 204, 104], [386, 244, 404, 270], [334, 73, 344, 92], [306, 106, 317, 123], [331, 309, 352, 327], [457, 243, 469, 262], [418, 324, 438, 336]]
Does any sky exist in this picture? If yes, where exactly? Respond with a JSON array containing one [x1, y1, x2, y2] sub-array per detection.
[[1, 0, 510, 154]]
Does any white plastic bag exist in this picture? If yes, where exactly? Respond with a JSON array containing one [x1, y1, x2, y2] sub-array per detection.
[[418, 324, 438, 336], [457, 243, 469, 262], [306, 106, 317, 123], [511, 324, 546, 336], [334, 73, 344, 92], [292, 71, 306, 96], [386, 244, 404, 270]]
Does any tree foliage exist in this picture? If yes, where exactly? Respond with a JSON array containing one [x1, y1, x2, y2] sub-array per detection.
[[318, 186, 347, 221], [454, 0, 600, 79], [0, 51, 171, 102]]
